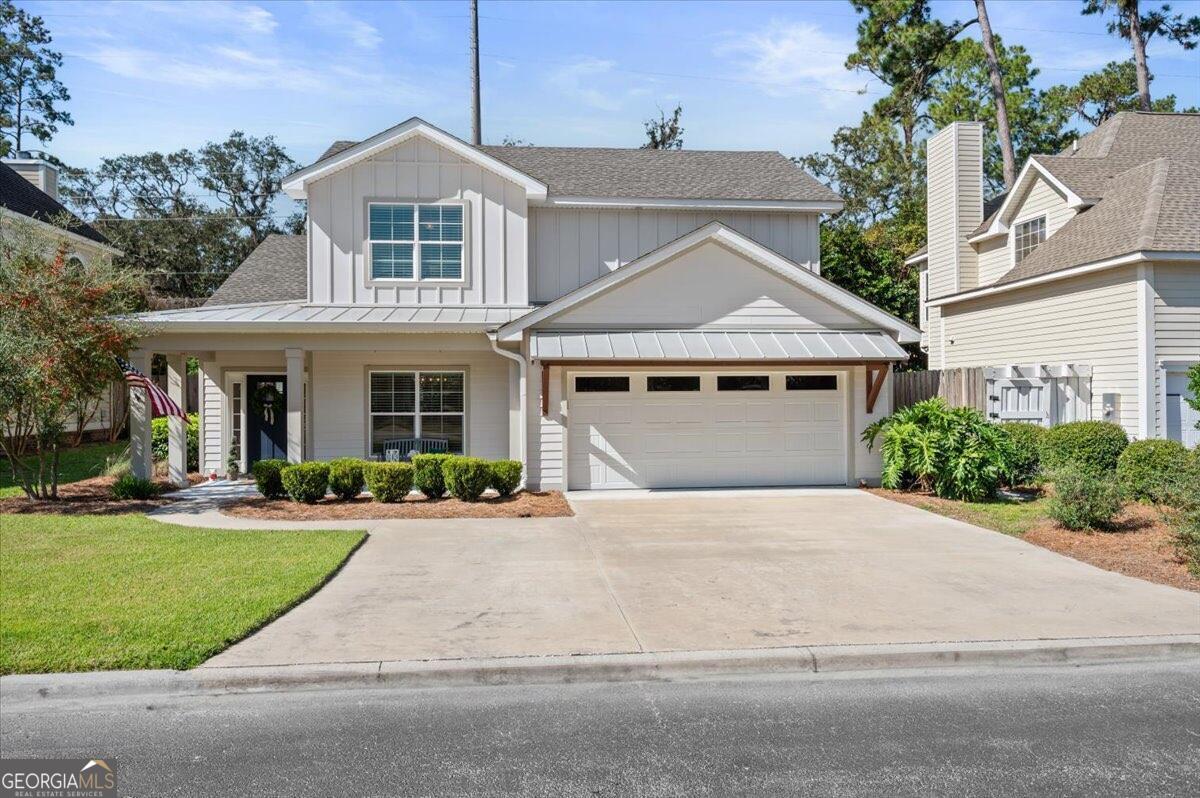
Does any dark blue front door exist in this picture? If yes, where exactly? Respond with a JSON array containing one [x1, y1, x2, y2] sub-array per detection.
[[246, 375, 287, 465]]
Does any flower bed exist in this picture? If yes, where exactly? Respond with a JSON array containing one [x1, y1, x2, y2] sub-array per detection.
[[223, 490, 573, 520], [0, 473, 203, 516]]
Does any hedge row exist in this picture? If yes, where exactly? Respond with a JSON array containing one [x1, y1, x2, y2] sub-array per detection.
[[250, 455, 523, 504]]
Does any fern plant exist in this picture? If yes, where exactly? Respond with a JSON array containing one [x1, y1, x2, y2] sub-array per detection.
[[863, 398, 1016, 502]]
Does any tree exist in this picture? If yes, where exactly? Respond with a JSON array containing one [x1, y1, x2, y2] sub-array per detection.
[[0, 0, 71, 155], [973, 0, 1016, 188], [62, 132, 297, 299], [1082, 0, 1200, 110], [1043, 60, 1184, 126], [0, 213, 144, 499], [642, 104, 683, 150]]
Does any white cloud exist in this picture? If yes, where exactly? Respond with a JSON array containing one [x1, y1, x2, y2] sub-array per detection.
[[547, 58, 622, 111], [141, 1, 277, 35], [715, 22, 871, 102], [304, 1, 382, 49]]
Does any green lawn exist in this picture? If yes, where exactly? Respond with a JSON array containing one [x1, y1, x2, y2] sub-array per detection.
[[0, 441, 129, 498], [905, 494, 1051, 537], [0, 514, 365, 674]]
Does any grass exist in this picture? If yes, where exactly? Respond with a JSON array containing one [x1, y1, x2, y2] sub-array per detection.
[[0, 441, 128, 498], [0, 514, 365, 674], [903, 493, 1051, 537]]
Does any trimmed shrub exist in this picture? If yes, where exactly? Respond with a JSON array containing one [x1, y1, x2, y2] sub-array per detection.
[[490, 460, 522, 497], [328, 457, 366, 501], [412, 453, 453, 499], [364, 462, 414, 502], [1046, 467, 1122, 531], [1117, 439, 1192, 503], [280, 462, 330, 504], [1160, 475, 1200, 576], [151, 413, 199, 471], [862, 398, 1016, 501], [251, 458, 288, 499], [110, 474, 160, 500], [1002, 422, 1045, 486], [1040, 421, 1128, 476], [443, 456, 492, 502]]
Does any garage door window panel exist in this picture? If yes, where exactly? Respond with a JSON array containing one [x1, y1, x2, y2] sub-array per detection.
[[717, 375, 770, 391], [786, 375, 838, 391], [575, 376, 630, 393], [647, 376, 701, 392]]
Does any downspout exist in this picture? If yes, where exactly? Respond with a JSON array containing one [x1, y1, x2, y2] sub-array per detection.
[[489, 332, 528, 490]]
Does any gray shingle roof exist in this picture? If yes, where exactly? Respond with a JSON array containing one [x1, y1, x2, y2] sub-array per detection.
[[310, 139, 841, 203], [0, 162, 110, 245], [205, 234, 307, 306]]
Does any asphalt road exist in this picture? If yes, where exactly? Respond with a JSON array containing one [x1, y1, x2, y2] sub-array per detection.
[[3, 660, 1199, 797]]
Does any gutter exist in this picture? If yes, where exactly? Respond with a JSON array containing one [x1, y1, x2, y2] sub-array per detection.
[[488, 333, 528, 491]]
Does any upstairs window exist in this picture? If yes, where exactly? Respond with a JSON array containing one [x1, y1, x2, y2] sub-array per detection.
[[1013, 216, 1046, 265], [368, 203, 463, 281]]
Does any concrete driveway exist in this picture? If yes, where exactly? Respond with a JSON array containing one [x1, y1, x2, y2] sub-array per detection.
[[204, 491, 1200, 668]]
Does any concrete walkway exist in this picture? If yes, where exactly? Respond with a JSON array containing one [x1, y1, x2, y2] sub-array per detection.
[[152, 481, 370, 530], [199, 491, 1200, 669]]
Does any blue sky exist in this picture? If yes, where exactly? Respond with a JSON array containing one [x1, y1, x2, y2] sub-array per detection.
[[23, 0, 1200, 171]]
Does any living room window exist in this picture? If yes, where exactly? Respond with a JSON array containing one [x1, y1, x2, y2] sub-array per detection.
[[368, 203, 464, 281], [368, 370, 464, 455], [1013, 215, 1046, 265]]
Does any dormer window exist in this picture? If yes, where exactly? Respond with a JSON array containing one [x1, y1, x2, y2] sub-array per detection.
[[368, 202, 464, 281], [1013, 216, 1046, 265]]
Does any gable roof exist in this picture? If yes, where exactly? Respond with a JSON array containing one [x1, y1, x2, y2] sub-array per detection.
[[206, 234, 307, 305], [498, 222, 919, 344], [0, 162, 112, 247]]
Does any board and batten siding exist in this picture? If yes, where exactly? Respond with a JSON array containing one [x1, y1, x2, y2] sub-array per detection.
[[940, 265, 1141, 435], [528, 207, 820, 303], [307, 136, 529, 307]]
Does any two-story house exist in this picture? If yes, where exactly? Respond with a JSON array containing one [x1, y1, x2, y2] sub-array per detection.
[[909, 113, 1199, 446], [133, 117, 919, 491]]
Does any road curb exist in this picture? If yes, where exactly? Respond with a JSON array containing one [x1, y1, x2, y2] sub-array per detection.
[[3, 635, 1197, 705]]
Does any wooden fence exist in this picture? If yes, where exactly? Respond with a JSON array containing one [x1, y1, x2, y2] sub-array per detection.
[[892, 367, 987, 413]]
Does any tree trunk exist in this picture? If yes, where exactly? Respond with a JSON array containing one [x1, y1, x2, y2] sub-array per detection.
[[974, 0, 1016, 188], [1126, 0, 1153, 111]]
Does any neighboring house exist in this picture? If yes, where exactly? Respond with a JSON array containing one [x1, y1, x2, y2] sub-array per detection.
[[132, 117, 918, 490], [910, 113, 1199, 446]]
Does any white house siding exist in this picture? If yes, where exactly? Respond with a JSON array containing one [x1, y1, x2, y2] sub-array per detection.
[[307, 136, 529, 307], [528, 207, 820, 302], [199, 363, 222, 474], [925, 305, 944, 370], [1153, 263, 1200, 435], [975, 237, 1011, 287], [925, 123, 983, 299], [527, 364, 565, 490], [1005, 174, 1076, 239], [542, 241, 864, 330], [940, 265, 1141, 435], [309, 336, 510, 461]]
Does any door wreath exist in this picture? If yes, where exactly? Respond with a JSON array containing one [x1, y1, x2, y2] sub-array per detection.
[[249, 382, 284, 425]]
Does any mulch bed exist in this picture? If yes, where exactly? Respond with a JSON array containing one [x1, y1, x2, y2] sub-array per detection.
[[223, 491, 574, 520], [870, 489, 1198, 593], [0, 474, 204, 516]]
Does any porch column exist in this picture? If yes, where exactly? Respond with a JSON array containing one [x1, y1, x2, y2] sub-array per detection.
[[128, 349, 153, 480], [285, 348, 304, 464], [165, 354, 189, 487]]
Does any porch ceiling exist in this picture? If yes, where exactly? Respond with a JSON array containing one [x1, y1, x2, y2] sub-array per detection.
[[528, 330, 909, 361]]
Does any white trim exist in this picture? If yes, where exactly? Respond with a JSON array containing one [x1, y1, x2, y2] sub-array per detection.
[[497, 222, 921, 344], [952, 126, 960, 294], [1136, 263, 1156, 439], [972, 158, 1091, 242], [904, 251, 928, 266], [365, 200, 467, 284], [1010, 214, 1047, 271], [1157, 359, 1199, 441], [282, 118, 548, 200], [533, 196, 843, 212], [366, 368, 467, 456], [927, 251, 1200, 307]]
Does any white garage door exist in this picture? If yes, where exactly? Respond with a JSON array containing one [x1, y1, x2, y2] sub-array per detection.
[[567, 371, 847, 490]]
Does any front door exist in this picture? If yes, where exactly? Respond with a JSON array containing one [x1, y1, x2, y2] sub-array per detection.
[[246, 375, 288, 465]]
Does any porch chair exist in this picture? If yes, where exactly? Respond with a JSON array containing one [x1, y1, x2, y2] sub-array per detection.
[[382, 437, 450, 462]]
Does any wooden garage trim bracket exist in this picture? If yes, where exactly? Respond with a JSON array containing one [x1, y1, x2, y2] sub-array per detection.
[[865, 363, 889, 413], [541, 362, 550, 417]]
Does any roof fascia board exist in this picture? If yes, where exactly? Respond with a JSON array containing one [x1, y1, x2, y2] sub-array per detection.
[[282, 118, 548, 200], [136, 321, 499, 334], [904, 252, 928, 266], [975, 159, 1089, 240], [928, 250, 1200, 307], [497, 222, 920, 344], [534, 196, 843, 212]]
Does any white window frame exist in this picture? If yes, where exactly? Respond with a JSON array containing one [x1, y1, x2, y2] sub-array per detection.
[[1011, 214, 1046, 267], [366, 201, 467, 284], [367, 369, 467, 455]]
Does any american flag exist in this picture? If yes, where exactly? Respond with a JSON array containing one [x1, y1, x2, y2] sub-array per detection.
[[116, 357, 186, 419]]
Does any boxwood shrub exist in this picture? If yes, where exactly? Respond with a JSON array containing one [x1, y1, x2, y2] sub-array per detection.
[[251, 458, 288, 499], [364, 462, 414, 502], [490, 460, 522, 497], [110, 474, 160, 500], [1040, 421, 1128, 476], [412, 453, 452, 499], [328, 457, 366, 501], [150, 413, 199, 471], [443, 456, 492, 502], [1117, 439, 1192, 503], [280, 462, 330, 504], [1046, 466, 1122, 530], [1002, 422, 1045, 486]]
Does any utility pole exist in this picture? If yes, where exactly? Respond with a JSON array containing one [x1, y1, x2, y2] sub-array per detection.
[[470, 0, 481, 145]]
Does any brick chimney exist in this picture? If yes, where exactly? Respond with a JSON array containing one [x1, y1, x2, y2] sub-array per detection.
[[925, 122, 983, 296], [2, 151, 59, 200]]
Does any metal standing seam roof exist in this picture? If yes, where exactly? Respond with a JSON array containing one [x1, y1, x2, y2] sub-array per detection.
[[528, 330, 908, 360], [136, 302, 534, 329]]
